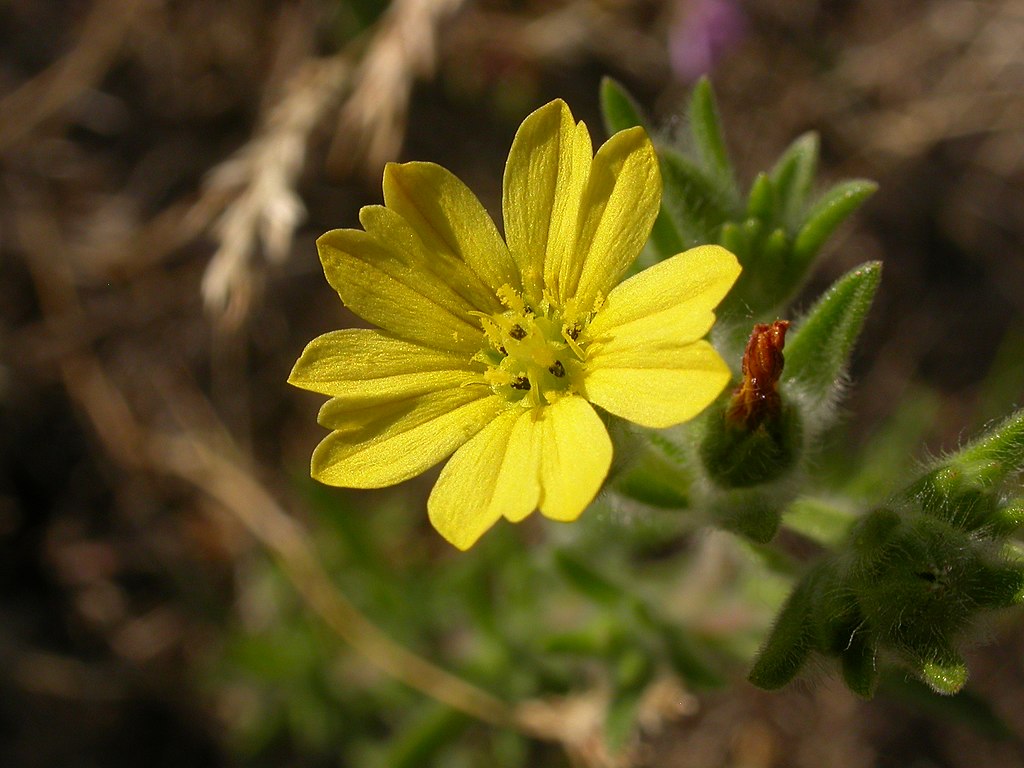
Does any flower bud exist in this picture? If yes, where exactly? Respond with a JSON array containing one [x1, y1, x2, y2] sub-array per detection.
[[701, 321, 802, 487]]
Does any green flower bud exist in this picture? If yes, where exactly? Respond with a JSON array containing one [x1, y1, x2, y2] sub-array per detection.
[[702, 321, 803, 487]]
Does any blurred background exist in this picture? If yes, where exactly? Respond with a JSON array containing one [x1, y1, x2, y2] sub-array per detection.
[[2, 0, 1024, 766]]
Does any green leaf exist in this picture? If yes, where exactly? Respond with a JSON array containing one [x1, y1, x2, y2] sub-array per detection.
[[783, 496, 857, 547], [748, 569, 818, 689], [971, 562, 1024, 609], [553, 550, 623, 606], [841, 632, 879, 698], [659, 624, 725, 689], [647, 208, 686, 260], [746, 172, 777, 222], [614, 444, 690, 509], [600, 77, 648, 135], [386, 705, 469, 768], [659, 147, 734, 244], [791, 179, 877, 268], [783, 261, 882, 403], [605, 684, 644, 753], [713, 491, 783, 543], [918, 649, 969, 695], [770, 132, 819, 228], [945, 409, 1024, 488], [687, 77, 734, 189], [993, 498, 1024, 534]]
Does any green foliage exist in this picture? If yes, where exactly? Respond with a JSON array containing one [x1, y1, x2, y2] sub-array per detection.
[[599, 78, 1024, 706], [749, 413, 1024, 696], [216, 78, 1024, 765], [601, 78, 878, 323]]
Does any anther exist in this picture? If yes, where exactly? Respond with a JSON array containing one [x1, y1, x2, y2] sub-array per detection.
[[497, 345, 507, 356], [548, 360, 565, 378], [566, 324, 581, 341], [511, 375, 531, 390], [509, 324, 527, 340]]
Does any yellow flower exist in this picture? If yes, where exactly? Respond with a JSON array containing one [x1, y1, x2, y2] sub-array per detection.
[[289, 100, 740, 550]]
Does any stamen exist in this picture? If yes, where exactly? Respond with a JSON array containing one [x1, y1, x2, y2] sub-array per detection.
[[496, 284, 526, 314], [562, 326, 586, 360], [548, 360, 565, 378], [510, 375, 531, 391], [509, 324, 527, 340]]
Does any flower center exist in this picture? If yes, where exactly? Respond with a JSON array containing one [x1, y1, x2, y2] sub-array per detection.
[[473, 287, 587, 406]]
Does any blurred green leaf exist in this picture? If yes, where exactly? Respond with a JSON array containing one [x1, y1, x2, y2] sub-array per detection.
[[748, 567, 819, 689], [746, 172, 777, 222], [770, 132, 819, 228], [791, 179, 877, 268], [659, 625, 725, 689], [386, 705, 470, 768], [783, 496, 857, 547], [840, 631, 878, 699], [553, 550, 623, 606], [687, 77, 735, 192], [944, 409, 1024, 487], [660, 147, 734, 244]]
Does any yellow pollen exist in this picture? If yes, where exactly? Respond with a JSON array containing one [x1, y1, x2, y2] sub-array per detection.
[[474, 300, 588, 406]]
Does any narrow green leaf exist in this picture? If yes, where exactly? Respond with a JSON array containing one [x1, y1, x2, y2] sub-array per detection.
[[553, 550, 622, 606], [771, 132, 819, 227], [648, 208, 686, 260], [784, 261, 882, 400], [718, 220, 746, 258], [841, 632, 879, 698], [660, 625, 725, 689], [945, 409, 1024, 487], [791, 179, 877, 267], [605, 684, 644, 753], [783, 496, 857, 547], [993, 498, 1024, 534], [614, 445, 690, 509], [971, 563, 1024, 609], [763, 227, 788, 264], [714, 491, 783, 543], [600, 77, 648, 135], [660, 147, 734, 244], [687, 77, 734, 187], [387, 705, 469, 768], [543, 628, 612, 656], [746, 172, 776, 222], [748, 571, 817, 689]]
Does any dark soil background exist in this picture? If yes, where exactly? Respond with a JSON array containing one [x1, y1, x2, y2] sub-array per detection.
[[1, 1, 1023, 766]]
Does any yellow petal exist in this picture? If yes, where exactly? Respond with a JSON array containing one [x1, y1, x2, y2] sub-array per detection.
[[587, 245, 741, 346], [383, 162, 520, 295], [502, 100, 592, 299], [289, 329, 476, 400], [559, 127, 661, 312], [318, 229, 482, 353], [311, 387, 505, 489], [358, 205, 502, 314], [536, 396, 612, 522], [584, 340, 731, 428], [427, 395, 612, 548], [427, 407, 531, 550]]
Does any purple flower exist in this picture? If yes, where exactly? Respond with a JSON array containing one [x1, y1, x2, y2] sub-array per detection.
[[668, 0, 746, 82]]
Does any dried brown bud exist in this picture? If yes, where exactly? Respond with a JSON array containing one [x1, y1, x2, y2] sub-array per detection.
[[727, 320, 790, 430]]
